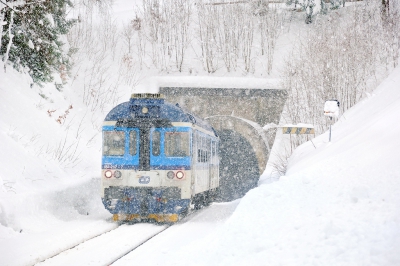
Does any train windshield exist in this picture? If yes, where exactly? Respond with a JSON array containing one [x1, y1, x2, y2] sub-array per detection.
[[165, 132, 190, 157], [103, 131, 125, 156]]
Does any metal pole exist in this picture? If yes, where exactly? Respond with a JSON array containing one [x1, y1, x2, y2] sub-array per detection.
[[329, 117, 332, 142]]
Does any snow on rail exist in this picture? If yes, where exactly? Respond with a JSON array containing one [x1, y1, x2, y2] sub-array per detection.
[[36, 224, 168, 266]]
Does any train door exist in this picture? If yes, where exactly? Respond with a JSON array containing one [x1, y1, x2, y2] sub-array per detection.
[[150, 129, 161, 167], [139, 128, 151, 171], [209, 140, 215, 189], [207, 137, 212, 191], [200, 134, 209, 192], [215, 140, 220, 187], [191, 130, 198, 196]]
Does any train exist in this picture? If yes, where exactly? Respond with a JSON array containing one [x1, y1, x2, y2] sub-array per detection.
[[101, 93, 220, 223]]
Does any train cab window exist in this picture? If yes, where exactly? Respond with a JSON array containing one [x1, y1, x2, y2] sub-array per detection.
[[129, 131, 137, 155], [165, 132, 189, 157], [103, 131, 125, 156], [152, 131, 161, 156]]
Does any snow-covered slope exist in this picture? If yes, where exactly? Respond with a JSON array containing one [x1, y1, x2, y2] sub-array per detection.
[[1, 1, 399, 265], [0, 61, 112, 265], [166, 66, 400, 265]]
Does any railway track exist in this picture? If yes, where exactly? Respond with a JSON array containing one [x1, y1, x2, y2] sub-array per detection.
[[35, 210, 198, 266], [35, 222, 170, 266]]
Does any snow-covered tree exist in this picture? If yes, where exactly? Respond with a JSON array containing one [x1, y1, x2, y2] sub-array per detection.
[[0, 0, 75, 85], [0, 0, 27, 64], [282, 1, 400, 136], [252, 0, 281, 74], [286, 0, 346, 23], [196, 1, 220, 73], [138, 0, 192, 72]]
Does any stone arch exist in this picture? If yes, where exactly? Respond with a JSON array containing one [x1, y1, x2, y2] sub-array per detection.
[[206, 115, 271, 201]]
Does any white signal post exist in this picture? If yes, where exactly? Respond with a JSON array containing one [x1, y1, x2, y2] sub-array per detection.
[[324, 100, 340, 142]]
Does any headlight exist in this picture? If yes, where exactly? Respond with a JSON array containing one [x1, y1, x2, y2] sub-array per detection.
[[167, 171, 175, 179], [114, 170, 122, 178], [176, 171, 184, 179], [105, 170, 112, 178]]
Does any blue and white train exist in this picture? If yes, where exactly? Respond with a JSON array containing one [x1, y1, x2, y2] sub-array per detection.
[[101, 93, 219, 222]]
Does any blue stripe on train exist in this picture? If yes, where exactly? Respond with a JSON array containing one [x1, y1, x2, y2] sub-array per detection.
[[102, 164, 191, 170]]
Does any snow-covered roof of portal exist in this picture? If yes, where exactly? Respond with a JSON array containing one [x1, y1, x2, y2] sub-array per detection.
[[134, 76, 281, 93]]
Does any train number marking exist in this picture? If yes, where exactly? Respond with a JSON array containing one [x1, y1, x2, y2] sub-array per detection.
[[139, 176, 150, 184]]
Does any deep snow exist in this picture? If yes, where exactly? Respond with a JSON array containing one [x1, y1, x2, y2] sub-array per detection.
[[2, 64, 400, 266], [1, 1, 400, 265], [170, 65, 400, 266], [116, 64, 400, 266]]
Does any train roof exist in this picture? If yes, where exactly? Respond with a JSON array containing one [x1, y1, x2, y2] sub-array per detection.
[[104, 94, 215, 133]]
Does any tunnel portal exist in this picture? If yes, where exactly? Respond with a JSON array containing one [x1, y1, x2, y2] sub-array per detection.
[[217, 129, 259, 201], [159, 81, 287, 201]]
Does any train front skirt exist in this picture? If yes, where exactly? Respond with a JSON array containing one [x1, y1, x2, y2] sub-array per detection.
[[102, 187, 190, 223]]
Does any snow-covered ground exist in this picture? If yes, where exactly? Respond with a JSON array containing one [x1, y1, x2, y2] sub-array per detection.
[[162, 65, 400, 265], [2, 64, 400, 265], [1, 1, 400, 265]]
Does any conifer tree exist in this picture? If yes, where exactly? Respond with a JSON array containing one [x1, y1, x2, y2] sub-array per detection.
[[0, 0, 75, 85]]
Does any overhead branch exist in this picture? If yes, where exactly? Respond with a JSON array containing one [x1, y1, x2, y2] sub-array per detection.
[[0, 0, 46, 13]]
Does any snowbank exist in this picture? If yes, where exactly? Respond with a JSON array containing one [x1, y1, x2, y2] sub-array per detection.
[[0, 62, 111, 265], [170, 66, 400, 265]]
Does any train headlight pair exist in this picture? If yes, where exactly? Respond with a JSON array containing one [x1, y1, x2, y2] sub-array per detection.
[[114, 170, 122, 178], [104, 170, 122, 179], [167, 171, 175, 179], [105, 170, 112, 178], [167, 171, 185, 180], [176, 171, 184, 179]]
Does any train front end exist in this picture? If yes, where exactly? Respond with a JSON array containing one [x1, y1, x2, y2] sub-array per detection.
[[101, 93, 193, 223]]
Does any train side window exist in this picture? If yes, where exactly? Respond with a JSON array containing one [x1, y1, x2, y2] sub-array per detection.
[[103, 131, 125, 156], [165, 132, 189, 157], [198, 149, 208, 162], [129, 131, 137, 155], [152, 131, 161, 156]]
